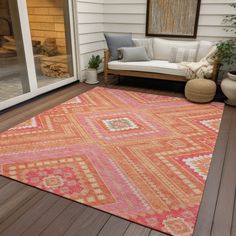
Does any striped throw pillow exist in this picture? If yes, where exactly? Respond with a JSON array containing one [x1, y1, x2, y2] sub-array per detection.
[[169, 47, 197, 63]]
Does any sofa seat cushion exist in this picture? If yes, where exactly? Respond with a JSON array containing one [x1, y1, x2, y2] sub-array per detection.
[[108, 60, 187, 77]]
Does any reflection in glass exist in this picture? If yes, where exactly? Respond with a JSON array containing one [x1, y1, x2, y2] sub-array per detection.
[[0, 0, 30, 102], [26, 0, 74, 88]]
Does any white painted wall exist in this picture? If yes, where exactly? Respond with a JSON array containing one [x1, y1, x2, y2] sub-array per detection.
[[77, 0, 234, 79], [77, 0, 105, 79], [103, 0, 235, 41]]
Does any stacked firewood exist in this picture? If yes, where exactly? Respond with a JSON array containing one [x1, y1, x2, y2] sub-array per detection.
[[1, 36, 69, 78], [40, 55, 70, 78], [1, 36, 16, 51], [32, 38, 58, 56], [0, 36, 16, 57]]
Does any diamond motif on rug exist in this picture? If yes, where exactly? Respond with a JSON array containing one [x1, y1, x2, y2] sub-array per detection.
[[102, 117, 138, 132], [78, 111, 169, 141], [163, 217, 193, 236], [3, 156, 115, 205], [9, 117, 40, 130], [182, 154, 212, 180], [0, 87, 224, 236], [200, 118, 221, 132], [43, 175, 64, 188]]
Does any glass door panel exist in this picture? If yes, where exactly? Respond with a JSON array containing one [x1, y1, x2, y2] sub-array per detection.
[[0, 0, 30, 102], [26, 0, 74, 88], [0, 0, 78, 111]]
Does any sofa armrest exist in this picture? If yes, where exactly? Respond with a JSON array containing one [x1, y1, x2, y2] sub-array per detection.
[[104, 49, 110, 84], [104, 49, 109, 66]]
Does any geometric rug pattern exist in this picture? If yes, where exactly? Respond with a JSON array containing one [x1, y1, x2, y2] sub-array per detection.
[[0, 87, 224, 236]]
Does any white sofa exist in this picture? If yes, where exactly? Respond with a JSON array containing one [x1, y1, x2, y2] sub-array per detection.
[[104, 38, 219, 84]]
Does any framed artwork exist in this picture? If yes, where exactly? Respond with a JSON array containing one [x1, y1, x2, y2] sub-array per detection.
[[146, 0, 201, 38]]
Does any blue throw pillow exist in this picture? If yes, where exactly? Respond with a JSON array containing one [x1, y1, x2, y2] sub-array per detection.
[[104, 33, 133, 61]]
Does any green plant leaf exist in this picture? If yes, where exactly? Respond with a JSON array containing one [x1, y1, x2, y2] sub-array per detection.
[[88, 54, 103, 70]]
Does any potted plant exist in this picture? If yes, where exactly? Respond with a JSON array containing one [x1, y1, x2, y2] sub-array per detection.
[[217, 3, 236, 105], [85, 55, 102, 84]]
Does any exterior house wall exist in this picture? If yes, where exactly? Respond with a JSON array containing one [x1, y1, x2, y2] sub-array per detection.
[[77, 0, 104, 78], [77, 0, 234, 79], [103, 0, 235, 41]]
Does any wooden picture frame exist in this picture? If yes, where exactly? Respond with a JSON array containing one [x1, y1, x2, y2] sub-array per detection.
[[146, 0, 201, 38]]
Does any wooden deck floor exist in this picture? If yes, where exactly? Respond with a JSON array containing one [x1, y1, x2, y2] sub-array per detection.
[[0, 77, 235, 236]]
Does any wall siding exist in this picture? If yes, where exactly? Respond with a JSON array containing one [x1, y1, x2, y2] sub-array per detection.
[[103, 0, 235, 41], [76, 0, 234, 79], [77, 0, 105, 79]]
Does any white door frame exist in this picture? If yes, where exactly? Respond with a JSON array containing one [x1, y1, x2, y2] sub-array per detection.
[[17, 0, 38, 92], [0, 0, 80, 111]]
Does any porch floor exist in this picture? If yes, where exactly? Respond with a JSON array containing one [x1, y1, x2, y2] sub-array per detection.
[[0, 76, 235, 236]]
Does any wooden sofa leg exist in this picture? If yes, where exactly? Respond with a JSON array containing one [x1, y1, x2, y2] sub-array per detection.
[[118, 75, 121, 83], [104, 71, 108, 86], [104, 49, 110, 86]]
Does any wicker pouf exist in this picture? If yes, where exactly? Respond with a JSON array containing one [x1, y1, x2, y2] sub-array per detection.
[[185, 79, 217, 103]]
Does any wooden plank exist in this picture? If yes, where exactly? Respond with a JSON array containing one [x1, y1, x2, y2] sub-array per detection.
[[0, 83, 88, 132], [0, 79, 234, 236], [107, 69, 187, 82], [0, 177, 10, 189], [0, 182, 24, 205], [231, 187, 236, 236], [40, 55, 68, 63], [22, 197, 71, 236], [40, 202, 87, 236], [0, 191, 46, 233], [63, 207, 110, 236], [98, 216, 130, 236], [123, 223, 151, 236], [193, 106, 233, 236], [211, 108, 236, 236], [0, 186, 38, 223], [149, 230, 169, 236], [1, 193, 59, 236]]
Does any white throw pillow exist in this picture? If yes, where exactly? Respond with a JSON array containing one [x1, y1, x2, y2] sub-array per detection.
[[197, 41, 215, 61], [169, 47, 197, 63], [132, 38, 154, 60], [153, 38, 199, 61]]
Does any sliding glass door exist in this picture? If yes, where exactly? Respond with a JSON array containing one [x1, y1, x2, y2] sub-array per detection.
[[0, 0, 78, 110]]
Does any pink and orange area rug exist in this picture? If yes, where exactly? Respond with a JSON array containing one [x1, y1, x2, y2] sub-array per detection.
[[0, 87, 224, 236]]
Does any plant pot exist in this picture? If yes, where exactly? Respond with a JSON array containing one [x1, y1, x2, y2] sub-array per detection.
[[85, 69, 99, 84], [221, 73, 236, 106], [227, 71, 236, 81]]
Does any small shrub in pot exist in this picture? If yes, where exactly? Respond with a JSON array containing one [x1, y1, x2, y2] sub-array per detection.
[[85, 55, 103, 84]]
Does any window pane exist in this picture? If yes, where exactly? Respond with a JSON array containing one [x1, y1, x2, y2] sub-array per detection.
[[26, 0, 74, 88], [0, 0, 30, 102]]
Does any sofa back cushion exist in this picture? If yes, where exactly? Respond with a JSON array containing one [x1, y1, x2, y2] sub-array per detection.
[[132, 38, 154, 59], [153, 38, 199, 61], [197, 41, 215, 61], [104, 33, 133, 61], [169, 47, 197, 63]]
